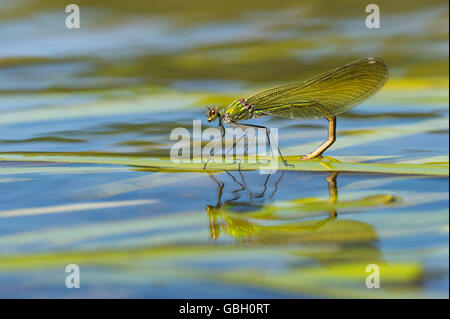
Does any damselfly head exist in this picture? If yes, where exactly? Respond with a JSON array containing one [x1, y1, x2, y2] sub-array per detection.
[[206, 105, 219, 122]]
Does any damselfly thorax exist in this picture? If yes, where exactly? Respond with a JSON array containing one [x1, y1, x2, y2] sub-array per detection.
[[222, 98, 256, 124]]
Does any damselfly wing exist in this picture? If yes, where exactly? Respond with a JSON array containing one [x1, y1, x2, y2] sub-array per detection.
[[248, 57, 388, 120]]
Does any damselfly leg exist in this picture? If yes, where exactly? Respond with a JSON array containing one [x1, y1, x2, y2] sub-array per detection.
[[229, 122, 294, 167], [203, 119, 226, 169], [300, 104, 337, 160]]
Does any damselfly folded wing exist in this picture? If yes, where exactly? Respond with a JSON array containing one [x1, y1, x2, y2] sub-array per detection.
[[249, 57, 389, 119]]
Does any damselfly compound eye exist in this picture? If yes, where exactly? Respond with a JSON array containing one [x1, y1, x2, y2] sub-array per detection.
[[206, 106, 219, 122]]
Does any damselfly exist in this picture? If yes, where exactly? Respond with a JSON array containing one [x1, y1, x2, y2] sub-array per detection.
[[205, 57, 389, 167]]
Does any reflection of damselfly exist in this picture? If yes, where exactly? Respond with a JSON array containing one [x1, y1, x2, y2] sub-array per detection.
[[206, 171, 339, 241], [205, 57, 388, 168], [207, 170, 285, 211]]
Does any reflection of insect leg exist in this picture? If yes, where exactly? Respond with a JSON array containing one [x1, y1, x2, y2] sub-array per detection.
[[229, 122, 293, 167], [301, 104, 336, 160], [207, 174, 225, 241], [225, 171, 244, 188], [209, 174, 224, 205], [235, 169, 283, 204], [255, 173, 272, 200], [268, 171, 285, 200], [326, 171, 339, 218], [236, 169, 256, 204]]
